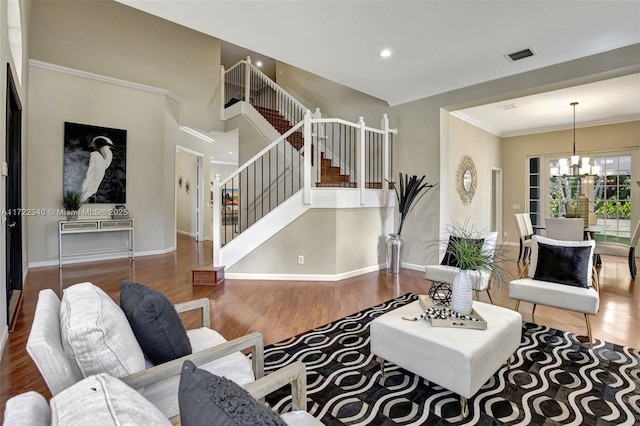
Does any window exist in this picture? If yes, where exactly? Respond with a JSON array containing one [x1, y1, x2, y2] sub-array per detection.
[[593, 155, 631, 243], [547, 154, 632, 244], [528, 157, 540, 226]]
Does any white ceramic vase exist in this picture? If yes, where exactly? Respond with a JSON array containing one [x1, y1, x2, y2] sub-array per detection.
[[451, 269, 473, 315]]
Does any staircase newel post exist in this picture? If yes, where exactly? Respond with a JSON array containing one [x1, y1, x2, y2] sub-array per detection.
[[358, 116, 366, 205], [244, 56, 251, 105], [303, 110, 312, 205], [220, 65, 226, 120], [314, 107, 324, 138], [381, 114, 390, 205], [213, 174, 222, 267]]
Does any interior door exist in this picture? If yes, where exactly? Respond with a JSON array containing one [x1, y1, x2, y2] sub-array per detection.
[[5, 64, 22, 325]]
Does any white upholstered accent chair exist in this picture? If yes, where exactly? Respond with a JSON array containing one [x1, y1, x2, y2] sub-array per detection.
[[544, 217, 584, 241], [594, 219, 640, 279], [3, 361, 321, 425], [26, 283, 262, 420], [424, 231, 499, 303], [514, 214, 533, 262], [509, 235, 599, 347]]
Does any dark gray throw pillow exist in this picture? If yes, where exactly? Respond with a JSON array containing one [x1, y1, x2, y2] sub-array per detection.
[[440, 236, 484, 268], [119, 280, 192, 364], [179, 360, 287, 426], [533, 242, 592, 288]]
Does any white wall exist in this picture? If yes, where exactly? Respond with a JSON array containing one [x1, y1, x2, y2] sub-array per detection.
[[228, 207, 389, 278], [447, 115, 502, 232], [26, 64, 176, 264], [29, 0, 221, 131], [24, 0, 225, 263]]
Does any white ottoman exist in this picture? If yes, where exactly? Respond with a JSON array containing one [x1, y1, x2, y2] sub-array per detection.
[[370, 300, 522, 416]]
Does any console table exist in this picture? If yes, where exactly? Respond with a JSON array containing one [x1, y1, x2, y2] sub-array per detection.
[[58, 219, 134, 268]]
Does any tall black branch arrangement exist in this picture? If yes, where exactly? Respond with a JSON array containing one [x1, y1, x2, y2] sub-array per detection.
[[392, 173, 438, 236]]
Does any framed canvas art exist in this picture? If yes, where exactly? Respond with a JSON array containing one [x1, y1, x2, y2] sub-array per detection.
[[63, 122, 127, 204]]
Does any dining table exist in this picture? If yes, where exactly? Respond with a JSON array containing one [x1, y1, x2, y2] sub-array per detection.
[[532, 223, 606, 240]]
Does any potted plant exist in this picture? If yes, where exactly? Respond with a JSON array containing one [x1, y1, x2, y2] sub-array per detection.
[[432, 220, 508, 314], [387, 173, 438, 273], [62, 190, 82, 220]]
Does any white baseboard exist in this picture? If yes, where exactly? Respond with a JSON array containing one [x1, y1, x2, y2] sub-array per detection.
[[28, 246, 177, 268], [177, 230, 196, 237], [401, 262, 426, 272], [225, 264, 384, 282]]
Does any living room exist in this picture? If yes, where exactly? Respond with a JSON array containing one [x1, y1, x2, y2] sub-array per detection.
[[0, 1, 639, 424]]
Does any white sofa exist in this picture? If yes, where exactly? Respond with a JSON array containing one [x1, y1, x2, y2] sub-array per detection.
[[26, 283, 260, 419], [4, 361, 321, 425]]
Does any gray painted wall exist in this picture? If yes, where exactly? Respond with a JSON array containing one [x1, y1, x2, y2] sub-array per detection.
[[228, 207, 388, 275]]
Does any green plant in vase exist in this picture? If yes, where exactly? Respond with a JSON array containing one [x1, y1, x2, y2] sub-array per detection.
[[62, 190, 82, 220], [430, 220, 508, 314]]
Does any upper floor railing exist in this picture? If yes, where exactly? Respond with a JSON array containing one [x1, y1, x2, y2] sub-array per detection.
[[221, 56, 306, 127]]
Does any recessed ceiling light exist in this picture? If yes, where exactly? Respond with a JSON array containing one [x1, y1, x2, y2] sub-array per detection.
[[228, 151, 233, 155], [256, 60, 263, 67], [379, 49, 392, 58]]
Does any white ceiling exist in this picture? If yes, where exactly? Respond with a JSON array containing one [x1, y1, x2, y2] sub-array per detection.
[[453, 73, 640, 137], [116, 0, 640, 135]]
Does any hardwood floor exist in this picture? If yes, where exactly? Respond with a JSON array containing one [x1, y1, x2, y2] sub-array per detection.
[[1, 234, 638, 419]]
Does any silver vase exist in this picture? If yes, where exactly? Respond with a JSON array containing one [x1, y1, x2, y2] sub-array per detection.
[[386, 234, 404, 274]]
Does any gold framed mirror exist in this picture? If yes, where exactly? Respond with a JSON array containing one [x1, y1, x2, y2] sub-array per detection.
[[456, 155, 477, 205]]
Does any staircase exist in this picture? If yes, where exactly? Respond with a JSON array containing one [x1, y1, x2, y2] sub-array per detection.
[[253, 105, 352, 187], [216, 57, 396, 268]]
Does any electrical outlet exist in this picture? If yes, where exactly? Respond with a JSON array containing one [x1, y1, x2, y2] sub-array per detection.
[[298, 255, 304, 265], [512, 204, 520, 210], [125, 240, 130, 248], [503, 231, 508, 237]]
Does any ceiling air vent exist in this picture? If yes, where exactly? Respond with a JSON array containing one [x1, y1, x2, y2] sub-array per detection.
[[505, 48, 536, 62]]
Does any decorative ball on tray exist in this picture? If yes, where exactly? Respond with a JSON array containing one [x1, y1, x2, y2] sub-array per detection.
[[428, 282, 452, 306]]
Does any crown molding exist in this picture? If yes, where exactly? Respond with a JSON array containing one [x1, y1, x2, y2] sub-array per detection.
[[451, 110, 640, 138], [29, 59, 182, 104]]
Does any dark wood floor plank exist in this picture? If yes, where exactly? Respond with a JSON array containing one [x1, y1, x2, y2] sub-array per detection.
[[0, 234, 638, 420]]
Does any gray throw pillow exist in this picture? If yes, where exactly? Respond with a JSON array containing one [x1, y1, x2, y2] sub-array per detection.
[[178, 360, 287, 426], [120, 281, 192, 364], [51, 374, 171, 425]]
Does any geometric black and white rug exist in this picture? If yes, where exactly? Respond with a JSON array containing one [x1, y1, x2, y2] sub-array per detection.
[[264, 293, 640, 425]]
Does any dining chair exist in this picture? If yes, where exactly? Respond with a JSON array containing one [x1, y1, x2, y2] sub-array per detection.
[[522, 213, 534, 239], [514, 213, 532, 262], [594, 219, 640, 279], [545, 218, 584, 241]]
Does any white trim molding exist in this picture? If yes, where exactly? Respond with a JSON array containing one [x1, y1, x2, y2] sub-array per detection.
[[225, 264, 385, 282], [29, 60, 182, 104]]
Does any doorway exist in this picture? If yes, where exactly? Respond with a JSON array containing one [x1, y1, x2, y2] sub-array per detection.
[[491, 168, 503, 240], [5, 64, 22, 326], [175, 147, 204, 242]]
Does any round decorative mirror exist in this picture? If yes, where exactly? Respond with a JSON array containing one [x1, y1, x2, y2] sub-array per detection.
[[457, 155, 477, 205]]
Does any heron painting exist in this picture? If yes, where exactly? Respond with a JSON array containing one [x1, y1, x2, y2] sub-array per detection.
[[63, 122, 126, 204]]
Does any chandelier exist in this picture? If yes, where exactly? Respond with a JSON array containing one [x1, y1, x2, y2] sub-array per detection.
[[550, 102, 599, 177]]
